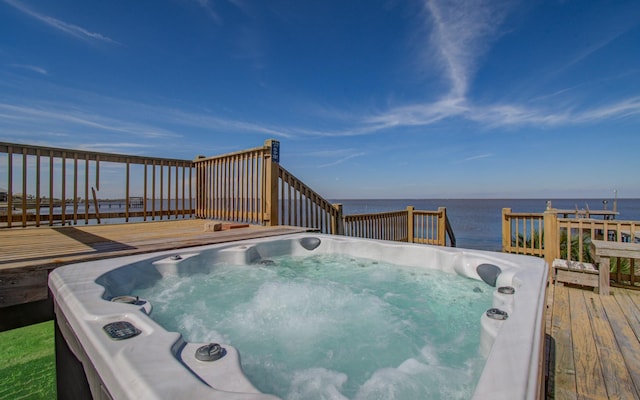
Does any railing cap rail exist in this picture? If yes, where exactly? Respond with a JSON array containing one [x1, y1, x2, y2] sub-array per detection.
[[343, 210, 408, 218], [192, 144, 269, 163], [0, 142, 193, 165], [504, 211, 545, 217], [558, 217, 639, 224], [414, 209, 445, 216]]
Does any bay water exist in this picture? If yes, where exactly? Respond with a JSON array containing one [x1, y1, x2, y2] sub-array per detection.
[[334, 198, 640, 251], [23, 197, 640, 251]]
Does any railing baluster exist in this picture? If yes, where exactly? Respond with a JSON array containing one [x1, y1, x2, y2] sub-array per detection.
[[125, 159, 130, 223], [143, 161, 148, 221], [7, 146, 13, 228], [174, 161, 178, 219], [189, 165, 193, 218], [73, 153, 78, 225], [182, 164, 186, 219], [159, 160, 164, 220], [21, 148, 27, 227], [167, 161, 171, 219], [61, 152, 66, 225], [36, 149, 41, 227], [152, 160, 157, 221], [84, 154, 89, 224], [49, 150, 54, 226]]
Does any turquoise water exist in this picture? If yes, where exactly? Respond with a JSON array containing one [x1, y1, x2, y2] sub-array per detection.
[[132, 254, 494, 400]]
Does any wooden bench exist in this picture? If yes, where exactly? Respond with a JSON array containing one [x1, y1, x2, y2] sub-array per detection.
[[552, 258, 609, 295], [590, 240, 640, 294]]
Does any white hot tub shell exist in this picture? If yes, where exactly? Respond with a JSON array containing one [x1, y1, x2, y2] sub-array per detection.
[[49, 233, 548, 400]]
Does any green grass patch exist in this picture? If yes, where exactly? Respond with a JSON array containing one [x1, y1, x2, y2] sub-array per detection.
[[0, 321, 56, 400]]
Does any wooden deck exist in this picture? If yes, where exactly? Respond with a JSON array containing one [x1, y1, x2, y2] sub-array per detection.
[[3, 220, 640, 398], [0, 219, 309, 308], [547, 283, 640, 399]]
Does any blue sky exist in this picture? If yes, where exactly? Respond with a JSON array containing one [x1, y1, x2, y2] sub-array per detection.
[[1, 0, 639, 199]]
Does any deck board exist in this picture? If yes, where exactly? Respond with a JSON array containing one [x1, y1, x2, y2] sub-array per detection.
[[549, 283, 640, 399], [551, 284, 578, 400], [0, 219, 309, 271], [4, 221, 640, 398], [0, 219, 310, 309], [600, 294, 640, 397], [569, 289, 608, 399], [585, 291, 638, 400]]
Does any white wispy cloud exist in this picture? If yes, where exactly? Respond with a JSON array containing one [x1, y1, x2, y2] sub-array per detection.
[[4, 0, 119, 44], [76, 142, 153, 153], [305, 149, 361, 158], [318, 152, 366, 168], [459, 153, 494, 163], [468, 104, 570, 127], [469, 97, 640, 127], [0, 92, 298, 148], [157, 108, 294, 139], [0, 103, 180, 138], [341, 93, 640, 136], [194, 0, 222, 24], [364, 96, 468, 129], [305, 0, 515, 138], [572, 97, 640, 122], [423, 0, 513, 99], [10, 64, 48, 75]]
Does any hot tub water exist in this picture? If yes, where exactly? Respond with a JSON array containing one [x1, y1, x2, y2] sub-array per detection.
[[132, 254, 494, 400]]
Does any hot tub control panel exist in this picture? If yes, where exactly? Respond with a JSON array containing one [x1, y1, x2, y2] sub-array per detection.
[[103, 321, 141, 340]]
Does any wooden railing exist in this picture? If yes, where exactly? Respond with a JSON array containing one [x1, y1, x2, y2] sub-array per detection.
[[414, 207, 456, 246], [502, 206, 640, 288], [501, 209, 545, 257], [277, 166, 341, 234], [2, 139, 456, 247], [1, 142, 194, 228], [556, 218, 639, 261], [194, 140, 341, 233], [342, 206, 456, 246], [194, 143, 270, 224], [194, 139, 455, 243], [343, 209, 409, 241]]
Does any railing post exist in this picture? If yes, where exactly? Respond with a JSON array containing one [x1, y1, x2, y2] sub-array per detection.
[[502, 208, 512, 252], [437, 207, 447, 246], [263, 139, 280, 226], [194, 155, 205, 218], [407, 206, 414, 243], [543, 207, 559, 268], [332, 203, 344, 235]]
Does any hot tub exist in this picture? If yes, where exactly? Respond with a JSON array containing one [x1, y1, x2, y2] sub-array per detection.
[[49, 233, 547, 399]]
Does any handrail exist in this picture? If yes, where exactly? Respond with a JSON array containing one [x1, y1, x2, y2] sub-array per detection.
[[1, 142, 194, 228], [277, 165, 341, 234], [341, 206, 455, 247], [193, 140, 342, 233], [444, 210, 457, 247]]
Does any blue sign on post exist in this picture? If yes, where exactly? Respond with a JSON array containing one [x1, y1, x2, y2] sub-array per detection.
[[271, 140, 280, 163]]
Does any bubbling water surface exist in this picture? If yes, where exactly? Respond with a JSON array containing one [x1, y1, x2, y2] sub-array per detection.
[[132, 254, 493, 399]]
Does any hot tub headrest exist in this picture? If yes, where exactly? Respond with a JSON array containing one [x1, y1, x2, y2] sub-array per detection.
[[476, 263, 502, 287], [299, 237, 321, 251]]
